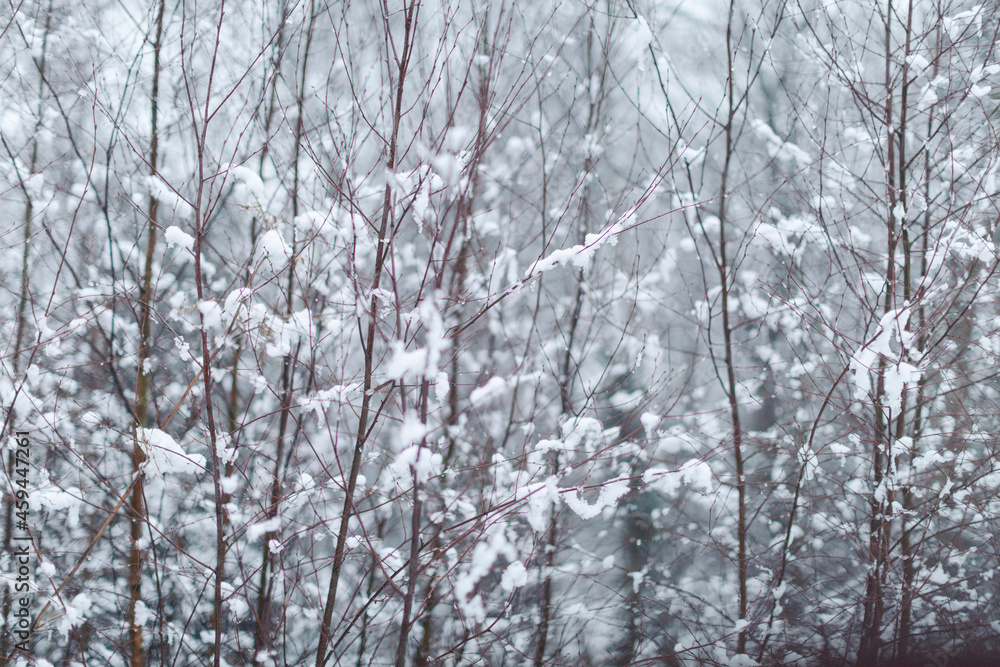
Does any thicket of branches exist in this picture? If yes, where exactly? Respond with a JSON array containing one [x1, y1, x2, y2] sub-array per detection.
[[2, 0, 1000, 665]]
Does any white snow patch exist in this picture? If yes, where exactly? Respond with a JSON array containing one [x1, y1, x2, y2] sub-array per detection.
[[564, 478, 630, 520], [728, 654, 759, 667], [943, 219, 995, 263], [454, 524, 516, 622], [221, 581, 249, 618], [306, 383, 362, 412], [622, 16, 654, 70], [906, 53, 930, 72], [294, 210, 336, 238], [264, 309, 314, 358], [526, 209, 631, 276], [525, 478, 561, 533], [643, 459, 714, 495], [913, 449, 949, 471], [137, 428, 206, 477], [224, 164, 265, 208], [392, 444, 442, 485], [256, 229, 291, 270], [501, 560, 528, 591], [134, 600, 152, 627], [386, 346, 432, 381], [398, 412, 429, 448], [470, 376, 508, 406], [850, 305, 922, 416], [32, 476, 83, 529], [198, 300, 224, 330], [385, 298, 447, 381], [883, 361, 921, 415], [640, 412, 660, 437], [388, 164, 445, 232], [223, 288, 253, 317], [247, 516, 281, 541], [434, 371, 449, 404], [145, 176, 193, 218], [752, 120, 811, 167], [221, 476, 240, 494], [23, 173, 45, 198], [57, 593, 92, 636], [164, 226, 194, 251]]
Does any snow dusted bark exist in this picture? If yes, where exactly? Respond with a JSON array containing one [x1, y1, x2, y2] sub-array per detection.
[[315, 3, 419, 664]]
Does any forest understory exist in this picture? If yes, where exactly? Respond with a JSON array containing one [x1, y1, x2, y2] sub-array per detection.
[[2, 0, 1000, 665]]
